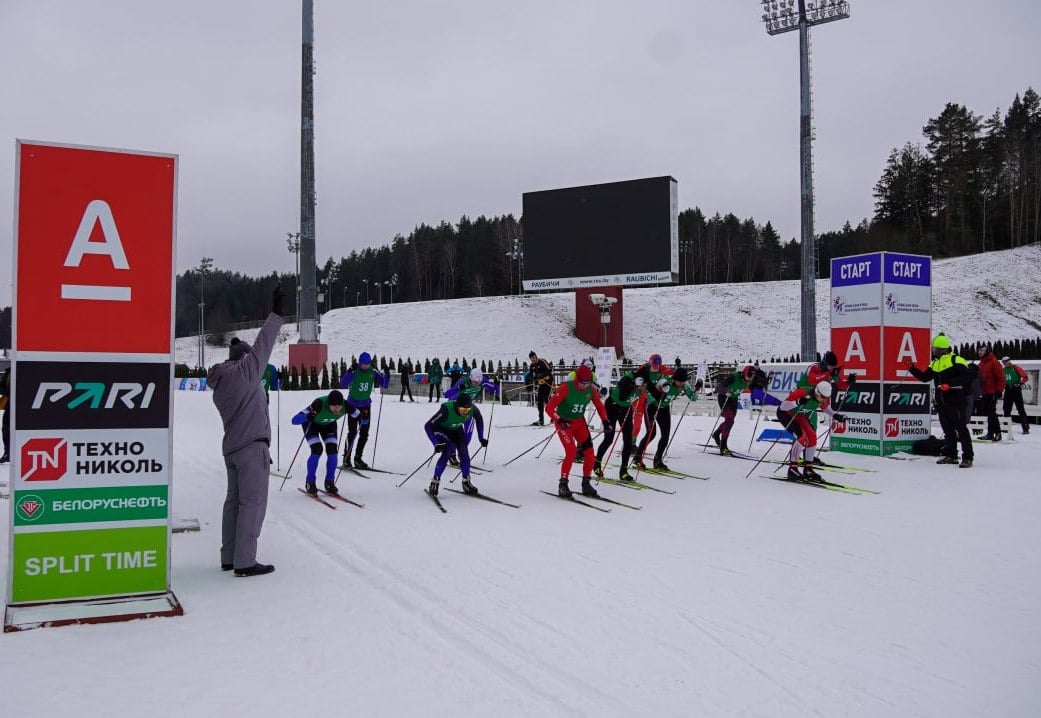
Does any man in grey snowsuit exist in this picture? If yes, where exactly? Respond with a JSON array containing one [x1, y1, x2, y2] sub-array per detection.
[[207, 287, 285, 577]]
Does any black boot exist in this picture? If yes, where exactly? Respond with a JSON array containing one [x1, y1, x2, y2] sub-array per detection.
[[558, 479, 572, 498], [354, 455, 369, 469], [653, 460, 670, 471], [711, 430, 721, 447], [324, 480, 339, 495], [581, 477, 598, 497], [719, 438, 732, 457], [786, 464, 802, 481], [802, 466, 823, 481], [619, 467, 635, 482], [428, 478, 440, 496], [461, 478, 479, 496], [593, 458, 604, 478], [304, 482, 318, 495]]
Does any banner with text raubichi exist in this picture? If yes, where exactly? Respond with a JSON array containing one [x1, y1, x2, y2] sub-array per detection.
[[521, 176, 678, 291], [5, 140, 181, 631]]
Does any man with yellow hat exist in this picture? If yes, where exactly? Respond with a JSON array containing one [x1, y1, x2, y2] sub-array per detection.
[[908, 333, 973, 468]]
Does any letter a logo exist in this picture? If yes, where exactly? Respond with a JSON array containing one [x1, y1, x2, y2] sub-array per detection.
[[61, 200, 132, 302], [65, 200, 130, 270]]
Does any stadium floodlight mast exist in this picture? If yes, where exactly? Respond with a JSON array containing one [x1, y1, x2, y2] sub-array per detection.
[[760, 0, 850, 361], [286, 233, 301, 320]]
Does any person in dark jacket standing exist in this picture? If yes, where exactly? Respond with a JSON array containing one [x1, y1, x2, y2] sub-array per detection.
[[977, 344, 1006, 441], [528, 351, 554, 426], [1001, 356, 1030, 434], [399, 360, 415, 402], [0, 366, 9, 462], [427, 358, 444, 402], [908, 333, 973, 467], [207, 287, 285, 577]]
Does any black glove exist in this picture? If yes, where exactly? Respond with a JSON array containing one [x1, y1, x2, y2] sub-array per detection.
[[832, 413, 847, 423], [847, 374, 858, 385], [272, 285, 285, 317], [555, 419, 570, 430], [434, 442, 446, 453], [797, 396, 812, 406], [479, 438, 489, 448]]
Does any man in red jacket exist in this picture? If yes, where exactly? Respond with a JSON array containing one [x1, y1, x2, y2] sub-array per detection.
[[977, 344, 1006, 441]]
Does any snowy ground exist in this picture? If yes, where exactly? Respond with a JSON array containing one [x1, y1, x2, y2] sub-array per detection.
[[175, 244, 1041, 369], [3, 390, 1040, 717]]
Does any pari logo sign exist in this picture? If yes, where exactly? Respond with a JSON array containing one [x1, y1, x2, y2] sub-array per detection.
[[15, 142, 175, 354], [884, 383, 931, 415], [21, 438, 68, 482], [16, 362, 170, 431], [835, 383, 881, 413]]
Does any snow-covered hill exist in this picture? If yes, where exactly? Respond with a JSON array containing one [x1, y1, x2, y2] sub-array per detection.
[[177, 246, 1041, 369]]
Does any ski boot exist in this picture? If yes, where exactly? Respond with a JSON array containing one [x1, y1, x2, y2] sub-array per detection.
[[461, 478, 479, 496], [936, 456, 959, 465], [652, 460, 670, 472], [802, 466, 824, 482], [448, 455, 461, 468], [619, 468, 635, 482], [341, 454, 352, 469], [557, 479, 573, 498], [353, 456, 370, 470], [959, 458, 973, 468], [428, 478, 440, 497], [324, 480, 339, 495], [632, 458, 646, 470], [593, 458, 604, 478], [811, 456, 825, 466], [710, 429, 722, 447], [304, 481, 318, 495], [785, 464, 803, 481], [719, 438, 732, 457], [581, 477, 599, 498]]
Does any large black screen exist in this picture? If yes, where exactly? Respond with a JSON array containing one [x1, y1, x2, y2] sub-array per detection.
[[521, 176, 677, 290]]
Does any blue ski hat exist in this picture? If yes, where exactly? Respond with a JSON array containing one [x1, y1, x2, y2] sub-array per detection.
[[358, 352, 372, 365]]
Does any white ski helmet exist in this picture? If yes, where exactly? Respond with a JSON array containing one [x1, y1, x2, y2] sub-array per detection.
[[815, 381, 833, 399], [469, 368, 483, 382]]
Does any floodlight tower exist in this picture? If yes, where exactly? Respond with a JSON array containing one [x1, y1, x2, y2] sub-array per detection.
[[288, 0, 328, 371], [298, 0, 318, 343], [760, 0, 850, 361]]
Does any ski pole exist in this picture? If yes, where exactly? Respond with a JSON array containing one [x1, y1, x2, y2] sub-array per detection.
[[743, 415, 792, 478], [278, 433, 308, 491], [503, 431, 554, 467], [746, 405, 763, 453], [478, 393, 497, 464], [398, 451, 438, 487], [633, 400, 662, 481], [370, 389, 386, 468], [595, 404, 633, 485], [664, 397, 692, 459], [816, 387, 852, 455], [275, 386, 281, 470]]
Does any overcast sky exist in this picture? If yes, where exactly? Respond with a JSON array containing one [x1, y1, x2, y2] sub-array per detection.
[[2, 1, 1039, 308]]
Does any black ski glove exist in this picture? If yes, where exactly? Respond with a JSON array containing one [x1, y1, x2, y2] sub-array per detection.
[[479, 438, 489, 448], [555, 419, 570, 430], [832, 413, 847, 423], [272, 285, 285, 317], [847, 373, 858, 385], [434, 442, 447, 453]]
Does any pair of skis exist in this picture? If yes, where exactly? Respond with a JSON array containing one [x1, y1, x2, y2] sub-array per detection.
[[756, 473, 880, 495], [425, 487, 522, 513], [296, 487, 366, 509]]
